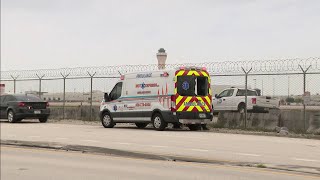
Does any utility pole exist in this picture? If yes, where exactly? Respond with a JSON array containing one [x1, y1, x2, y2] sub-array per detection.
[[36, 74, 45, 98], [242, 67, 252, 129], [299, 65, 311, 132], [61, 73, 70, 120], [10, 75, 19, 94]]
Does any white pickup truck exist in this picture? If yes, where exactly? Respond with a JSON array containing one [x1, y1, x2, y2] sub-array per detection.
[[212, 88, 280, 113]]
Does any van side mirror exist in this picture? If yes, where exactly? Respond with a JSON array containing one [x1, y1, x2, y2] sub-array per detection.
[[104, 93, 110, 102]]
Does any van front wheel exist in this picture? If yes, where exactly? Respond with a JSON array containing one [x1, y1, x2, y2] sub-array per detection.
[[152, 113, 167, 131], [102, 113, 114, 128]]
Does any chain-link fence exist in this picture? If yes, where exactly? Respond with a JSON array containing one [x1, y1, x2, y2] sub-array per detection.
[[1, 58, 320, 130]]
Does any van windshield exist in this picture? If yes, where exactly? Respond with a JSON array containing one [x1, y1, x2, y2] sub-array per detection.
[[177, 76, 208, 96]]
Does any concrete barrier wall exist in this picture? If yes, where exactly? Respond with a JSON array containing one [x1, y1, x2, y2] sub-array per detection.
[[49, 106, 320, 134], [49, 106, 100, 121], [216, 110, 320, 134]]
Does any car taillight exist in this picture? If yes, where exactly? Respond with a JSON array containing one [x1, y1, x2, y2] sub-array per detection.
[[18, 102, 26, 107], [46, 102, 50, 107], [171, 95, 176, 112], [252, 98, 256, 104]]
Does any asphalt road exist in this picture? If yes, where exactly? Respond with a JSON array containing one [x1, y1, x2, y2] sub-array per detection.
[[1, 146, 318, 180], [1, 120, 320, 174]]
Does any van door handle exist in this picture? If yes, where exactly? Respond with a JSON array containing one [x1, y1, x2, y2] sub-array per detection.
[[222, 99, 226, 101]]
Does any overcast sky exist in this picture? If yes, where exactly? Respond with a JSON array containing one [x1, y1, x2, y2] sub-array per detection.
[[1, 0, 320, 71]]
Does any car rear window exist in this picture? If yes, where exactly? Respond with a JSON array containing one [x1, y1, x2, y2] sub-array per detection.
[[15, 95, 43, 102]]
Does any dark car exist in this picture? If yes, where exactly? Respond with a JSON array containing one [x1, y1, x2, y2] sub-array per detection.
[[0, 94, 50, 123]]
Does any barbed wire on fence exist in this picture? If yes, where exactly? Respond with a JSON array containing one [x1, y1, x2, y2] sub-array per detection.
[[1, 57, 319, 80]]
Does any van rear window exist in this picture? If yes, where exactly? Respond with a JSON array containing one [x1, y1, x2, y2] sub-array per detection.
[[177, 76, 208, 96]]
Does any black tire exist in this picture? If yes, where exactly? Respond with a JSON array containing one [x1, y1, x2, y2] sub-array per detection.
[[238, 103, 246, 114], [152, 113, 167, 131], [7, 110, 17, 123], [188, 124, 201, 131], [101, 113, 114, 128], [135, 123, 148, 129], [39, 118, 48, 123]]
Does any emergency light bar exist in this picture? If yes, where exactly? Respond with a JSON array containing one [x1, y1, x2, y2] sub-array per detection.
[[178, 66, 207, 71]]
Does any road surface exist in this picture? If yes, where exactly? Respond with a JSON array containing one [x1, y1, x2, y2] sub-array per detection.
[[1, 120, 320, 173], [1, 146, 318, 180]]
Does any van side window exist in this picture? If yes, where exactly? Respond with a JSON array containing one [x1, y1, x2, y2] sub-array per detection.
[[109, 82, 123, 101]]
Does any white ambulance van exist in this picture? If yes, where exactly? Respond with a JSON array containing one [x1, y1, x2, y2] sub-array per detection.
[[99, 67, 213, 131]]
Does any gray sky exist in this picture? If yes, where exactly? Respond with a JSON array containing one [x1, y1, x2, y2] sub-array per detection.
[[1, 0, 320, 71]]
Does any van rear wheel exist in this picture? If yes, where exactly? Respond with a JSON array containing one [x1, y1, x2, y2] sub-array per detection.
[[152, 113, 167, 131], [135, 123, 148, 129], [188, 124, 201, 131]]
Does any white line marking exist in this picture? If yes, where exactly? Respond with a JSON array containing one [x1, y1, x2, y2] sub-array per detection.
[[6, 135, 16, 137], [28, 136, 40, 138], [55, 138, 68, 140], [189, 148, 209, 152], [293, 158, 320, 162], [116, 142, 133, 145], [236, 153, 261, 157], [81, 140, 99, 143], [151, 145, 169, 148]]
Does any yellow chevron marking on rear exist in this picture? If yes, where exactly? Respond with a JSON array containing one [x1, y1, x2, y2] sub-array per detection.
[[201, 71, 209, 77], [177, 104, 185, 111], [195, 106, 203, 112], [193, 71, 200, 76], [176, 96, 183, 104], [177, 70, 185, 76], [205, 96, 211, 104], [187, 106, 194, 111], [185, 96, 192, 103], [187, 71, 194, 76]]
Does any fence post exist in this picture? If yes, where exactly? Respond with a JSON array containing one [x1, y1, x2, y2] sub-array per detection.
[[242, 67, 252, 129], [61, 73, 70, 120], [299, 65, 311, 132], [10, 75, 19, 94], [36, 74, 45, 98], [87, 72, 96, 121]]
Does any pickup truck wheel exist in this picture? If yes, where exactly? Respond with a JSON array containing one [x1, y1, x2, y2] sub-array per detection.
[[101, 113, 114, 128], [152, 113, 167, 131], [238, 103, 246, 114], [7, 110, 17, 123], [135, 123, 148, 129], [188, 124, 201, 131]]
